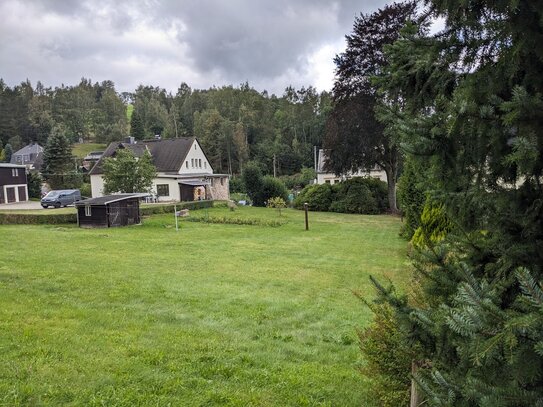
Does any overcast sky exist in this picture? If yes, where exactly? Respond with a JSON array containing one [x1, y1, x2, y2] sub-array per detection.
[[1, 0, 392, 96]]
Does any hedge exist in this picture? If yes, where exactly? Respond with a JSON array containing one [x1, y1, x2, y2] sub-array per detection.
[[185, 215, 285, 227], [0, 200, 222, 225], [0, 213, 77, 225]]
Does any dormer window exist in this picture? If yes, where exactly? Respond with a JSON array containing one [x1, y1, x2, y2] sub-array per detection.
[[195, 144, 197, 150], [186, 161, 189, 169]]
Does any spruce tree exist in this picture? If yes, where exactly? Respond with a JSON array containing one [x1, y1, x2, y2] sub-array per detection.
[[130, 111, 145, 140], [372, 1, 543, 405], [42, 128, 75, 189]]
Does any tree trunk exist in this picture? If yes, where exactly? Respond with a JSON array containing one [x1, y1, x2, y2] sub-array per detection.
[[384, 166, 398, 213], [410, 360, 421, 407]]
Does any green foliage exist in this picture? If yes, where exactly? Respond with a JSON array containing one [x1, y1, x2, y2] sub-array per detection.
[[411, 199, 452, 249], [397, 157, 426, 239], [294, 183, 333, 212], [267, 197, 287, 216], [241, 162, 263, 201], [358, 301, 415, 407], [79, 182, 91, 198], [229, 176, 245, 193], [42, 128, 79, 189], [27, 172, 43, 199], [185, 214, 286, 227], [255, 176, 288, 207], [102, 149, 156, 194], [279, 167, 316, 190], [3, 143, 12, 162], [129, 110, 145, 140], [0, 212, 77, 225], [294, 177, 388, 214]]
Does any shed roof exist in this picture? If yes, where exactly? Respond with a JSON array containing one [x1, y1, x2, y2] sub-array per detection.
[[75, 193, 150, 206], [0, 163, 26, 169], [89, 138, 196, 175]]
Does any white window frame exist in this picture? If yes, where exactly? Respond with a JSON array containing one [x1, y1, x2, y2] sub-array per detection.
[[85, 205, 91, 216], [11, 168, 19, 177]]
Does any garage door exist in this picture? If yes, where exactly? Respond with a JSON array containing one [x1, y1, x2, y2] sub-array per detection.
[[6, 187, 16, 203], [18, 186, 27, 202], [0, 188, 4, 204]]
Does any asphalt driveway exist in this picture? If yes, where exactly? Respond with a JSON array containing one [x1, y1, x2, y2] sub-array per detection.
[[0, 201, 45, 210]]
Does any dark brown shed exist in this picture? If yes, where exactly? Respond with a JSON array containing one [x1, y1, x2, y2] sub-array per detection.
[[75, 193, 149, 228]]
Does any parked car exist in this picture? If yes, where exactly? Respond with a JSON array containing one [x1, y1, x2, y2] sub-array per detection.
[[41, 189, 81, 208]]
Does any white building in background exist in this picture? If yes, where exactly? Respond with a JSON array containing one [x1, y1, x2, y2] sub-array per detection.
[[315, 149, 387, 185], [89, 137, 229, 202]]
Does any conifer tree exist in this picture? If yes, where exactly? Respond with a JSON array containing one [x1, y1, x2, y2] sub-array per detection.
[[372, 1, 543, 405], [42, 128, 75, 189], [129, 111, 145, 140]]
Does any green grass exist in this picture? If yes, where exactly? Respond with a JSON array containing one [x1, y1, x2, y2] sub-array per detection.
[[0, 207, 409, 406], [72, 143, 108, 159]]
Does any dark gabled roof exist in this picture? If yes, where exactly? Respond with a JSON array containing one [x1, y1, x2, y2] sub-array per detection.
[[75, 193, 149, 206], [89, 138, 195, 175]]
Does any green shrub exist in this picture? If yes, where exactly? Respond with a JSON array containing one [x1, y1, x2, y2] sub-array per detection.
[[79, 182, 92, 198], [331, 180, 379, 214], [280, 167, 316, 189], [397, 158, 426, 239], [267, 197, 287, 216], [185, 215, 285, 227], [411, 198, 452, 248], [27, 172, 43, 199], [140, 200, 215, 216], [358, 301, 414, 407], [0, 213, 77, 225], [242, 162, 263, 202], [229, 176, 245, 193], [254, 176, 288, 206], [294, 177, 388, 214], [293, 183, 333, 211]]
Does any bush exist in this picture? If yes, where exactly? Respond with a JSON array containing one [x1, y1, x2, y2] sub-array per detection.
[[411, 198, 452, 249], [0, 213, 77, 225], [27, 172, 43, 199], [229, 176, 245, 193], [358, 300, 415, 407], [267, 197, 287, 216], [79, 182, 92, 198], [294, 177, 388, 214], [254, 176, 288, 206], [294, 183, 333, 211], [280, 167, 316, 190], [242, 162, 263, 201], [330, 183, 377, 214], [397, 158, 426, 239], [140, 200, 216, 215], [185, 215, 285, 227]]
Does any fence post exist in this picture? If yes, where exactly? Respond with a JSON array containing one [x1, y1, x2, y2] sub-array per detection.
[[304, 202, 309, 231]]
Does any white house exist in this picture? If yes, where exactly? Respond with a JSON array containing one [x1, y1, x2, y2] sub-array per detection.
[[89, 138, 229, 201], [316, 149, 387, 185]]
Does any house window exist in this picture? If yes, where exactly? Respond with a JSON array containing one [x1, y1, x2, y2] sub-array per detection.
[[220, 177, 224, 186], [157, 184, 169, 196], [23, 154, 30, 163], [325, 180, 331, 184], [11, 168, 19, 177], [186, 161, 189, 169], [204, 162, 207, 169], [191, 158, 194, 167], [199, 159, 202, 168], [15, 156, 22, 163], [195, 144, 197, 150], [85, 205, 91, 216]]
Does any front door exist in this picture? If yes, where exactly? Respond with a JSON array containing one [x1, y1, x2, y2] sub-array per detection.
[[18, 186, 26, 202], [6, 187, 16, 203], [179, 184, 194, 201]]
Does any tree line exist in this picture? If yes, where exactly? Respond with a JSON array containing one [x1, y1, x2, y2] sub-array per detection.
[[0, 78, 331, 177]]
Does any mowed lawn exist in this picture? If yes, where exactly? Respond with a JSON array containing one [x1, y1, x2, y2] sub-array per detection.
[[0, 207, 409, 406]]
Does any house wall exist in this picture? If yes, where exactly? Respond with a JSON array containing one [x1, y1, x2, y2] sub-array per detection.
[[316, 169, 387, 185], [0, 166, 28, 203], [208, 176, 229, 200], [178, 140, 213, 175], [90, 174, 105, 198], [77, 205, 108, 228], [151, 176, 181, 201]]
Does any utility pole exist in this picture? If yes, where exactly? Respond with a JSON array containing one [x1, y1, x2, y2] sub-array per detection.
[[314, 146, 317, 173], [273, 154, 276, 178]]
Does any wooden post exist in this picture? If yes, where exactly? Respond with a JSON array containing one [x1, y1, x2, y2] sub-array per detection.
[[174, 204, 179, 232], [304, 202, 309, 231]]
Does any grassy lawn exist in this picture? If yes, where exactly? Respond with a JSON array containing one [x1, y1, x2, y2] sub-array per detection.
[[0, 207, 409, 406], [72, 143, 108, 159]]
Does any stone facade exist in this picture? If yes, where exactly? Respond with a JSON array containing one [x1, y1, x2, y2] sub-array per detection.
[[207, 176, 229, 200]]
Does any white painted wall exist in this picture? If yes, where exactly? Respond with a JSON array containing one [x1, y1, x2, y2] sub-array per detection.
[[151, 177, 180, 201], [179, 140, 213, 175], [90, 174, 105, 197], [316, 169, 388, 185]]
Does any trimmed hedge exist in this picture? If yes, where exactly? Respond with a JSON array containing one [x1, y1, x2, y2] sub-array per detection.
[[0, 213, 77, 225], [0, 200, 221, 225], [185, 215, 285, 227]]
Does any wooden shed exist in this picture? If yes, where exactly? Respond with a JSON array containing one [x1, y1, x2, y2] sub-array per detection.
[[75, 193, 148, 228]]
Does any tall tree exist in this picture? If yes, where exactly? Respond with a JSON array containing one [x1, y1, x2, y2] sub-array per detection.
[[372, 0, 543, 405], [42, 127, 76, 189], [324, 2, 417, 212], [130, 111, 145, 140], [102, 149, 156, 194]]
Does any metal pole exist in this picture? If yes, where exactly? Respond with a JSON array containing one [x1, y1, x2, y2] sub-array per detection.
[[174, 204, 179, 231], [304, 202, 309, 231]]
